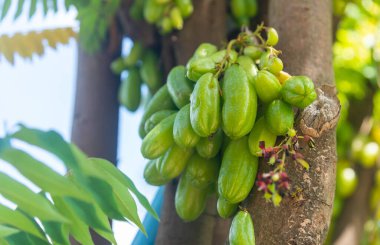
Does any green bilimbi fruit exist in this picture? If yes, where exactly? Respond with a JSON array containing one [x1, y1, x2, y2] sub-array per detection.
[[281, 76, 317, 109], [155, 0, 171, 4], [264, 100, 294, 136], [143, 0, 165, 23], [173, 104, 200, 148], [229, 211, 255, 245], [266, 27, 279, 46], [217, 197, 238, 219], [218, 136, 258, 203], [194, 43, 218, 59], [210, 50, 238, 64], [231, 0, 248, 25], [255, 70, 282, 103], [118, 68, 141, 112], [123, 41, 143, 67], [170, 7, 184, 30], [190, 73, 221, 137], [184, 153, 219, 189], [259, 52, 270, 70], [157, 144, 193, 179], [243, 46, 262, 60], [167, 66, 194, 108], [245, 0, 257, 17], [160, 17, 173, 34], [140, 50, 162, 93], [196, 129, 223, 159], [222, 64, 257, 139], [237, 55, 258, 84], [187, 57, 216, 81], [267, 56, 283, 75], [139, 85, 177, 138], [143, 160, 170, 186], [175, 174, 209, 222], [144, 110, 177, 134], [248, 117, 277, 156], [110, 57, 126, 74], [141, 113, 177, 159], [174, 0, 193, 18]]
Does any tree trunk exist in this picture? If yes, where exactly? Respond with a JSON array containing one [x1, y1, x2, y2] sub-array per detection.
[[245, 1, 339, 245], [70, 27, 122, 245]]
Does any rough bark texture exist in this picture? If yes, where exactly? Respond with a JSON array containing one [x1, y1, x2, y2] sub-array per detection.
[[71, 28, 122, 245], [245, 1, 339, 245], [155, 0, 231, 244]]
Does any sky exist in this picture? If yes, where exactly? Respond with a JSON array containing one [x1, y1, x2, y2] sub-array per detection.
[[0, 1, 157, 244]]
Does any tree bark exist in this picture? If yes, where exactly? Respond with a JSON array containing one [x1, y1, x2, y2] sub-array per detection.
[[245, 1, 339, 245], [71, 26, 122, 245], [155, 0, 231, 244]]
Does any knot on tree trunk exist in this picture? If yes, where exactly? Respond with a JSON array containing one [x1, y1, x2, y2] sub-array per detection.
[[299, 87, 341, 138]]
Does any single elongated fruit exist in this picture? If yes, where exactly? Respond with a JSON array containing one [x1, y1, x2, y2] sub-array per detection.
[[119, 68, 141, 112], [175, 175, 209, 222], [196, 129, 223, 159], [143, 0, 164, 23], [184, 153, 219, 189], [210, 50, 238, 64], [266, 27, 279, 46], [140, 50, 162, 93], [141, 113, 177, 159], [248, 117, 277, 156], [217, 197, 238, 219], [170, 7, 183, 30], [123, 41, 143, 67], [245, 0, 257, 17], [222, 65, 257, 139], [264, 100, 294, 136], [167, 66, 194, 108], [229, 211, 255, 245], [218, 136, 258, 203], [231, 0, 247, 23], [267, 56, 283, 75], [237, 55, 258, 84], [255, 70, 282, 103], [281, 76, 317, 109], [173, 104, 200, 148], [187, 58, 216, 81], [190, 73, 221, 137], [174, 0, 193, 18], [143, 160, 170, 186], [243, 46, 262, 60], [160, 17, 173, 34], [111, 57, 126, 74], [193, 43, 218, 58], [144, 110, 177, 134], [157, 144, 193, 179], [139, 85, 177, 138]]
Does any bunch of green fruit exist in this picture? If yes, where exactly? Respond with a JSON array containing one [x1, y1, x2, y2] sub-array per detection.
[[129, 0, 193, 34], [140, 25, 317, 244], [111, 41, 162, 112], [230, 0, 257, 26]]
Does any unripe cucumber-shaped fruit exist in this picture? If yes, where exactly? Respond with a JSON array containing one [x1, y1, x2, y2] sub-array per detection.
[[170, 7, 183, 30], [119, 68, 141, 112], [194, 43, 218, 58], [277, 71, 291, 85], [267, 56, 283, 75], [243, 46, 262, 60], [196, 129, 223, 159], [281, 76, 317, 109], [229, 211, 255, 245], [167, 66, 194, 108], [218, 136, 258, 203], [255, 70, 282, 103], [237, 55, 258, 84], [187, 58, 216, 81], [143, 0, 164, 23], [141, 113, 177, 159], [266, 27, 279, 46], [217, 197, 238, 219], [160, 17, 173, 35], [222, 65, 257, 139], [139, 85, 177, 138], [184, 153, 219, 189], [210, 50, 238, 64], [144, 110, 177, 134], [231, 0, 247, 21], [157, 144, 193, 179], [174, 0, 193, 18], [140, 50, 162, 93], [245, 0, 258, 17], [111, 57, 126, 74], [259, 52, 270, 70], [143, 159, 170, 186], [123, 41, 144, 67], [190, 73, 221, 137], [173, 104, 200, 148], [175, 175, 209, 222], [264, 100, 294, 136], [155, 0, 171, 4], [248, 117, 277, 156]]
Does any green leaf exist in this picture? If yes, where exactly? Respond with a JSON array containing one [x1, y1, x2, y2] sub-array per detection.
[[29, 0, 37, 19], [1, 0, 11, 20], [0, 173, 68, 223], [64, 0, 72, 11], [0, 148, 88, 201], [5, 232, 50, 245], [14, 0, 25, 20], [42, 0, 48, 16], [41, 221, 69, 245], [93, 158, 159, 220], [51, 0, 57, 12], [0, 237, 9, 245], [296, 158, 310, 170], [0, 226, 20, 239], [94, 228, 117, 245], [0, 205, 46, 240]]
